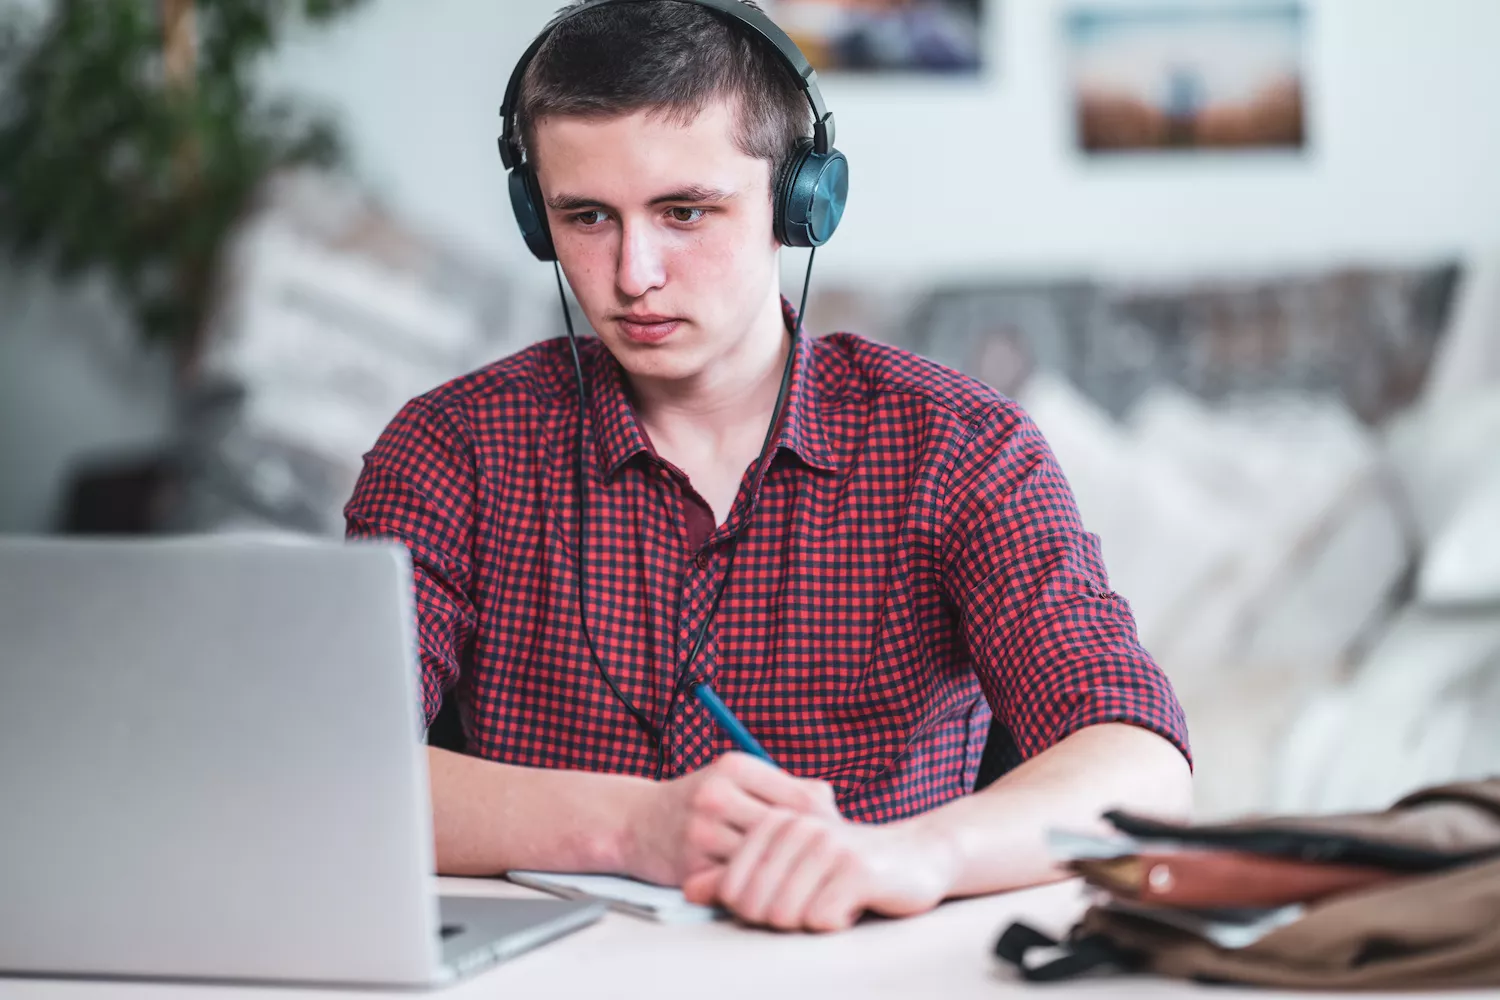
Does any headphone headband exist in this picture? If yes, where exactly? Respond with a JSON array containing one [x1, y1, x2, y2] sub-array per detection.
[[497, 0, 835, 170]]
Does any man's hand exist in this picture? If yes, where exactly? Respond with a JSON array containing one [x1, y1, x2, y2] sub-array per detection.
[[622, 752, 839, 887], [680, 810, 958, 932]]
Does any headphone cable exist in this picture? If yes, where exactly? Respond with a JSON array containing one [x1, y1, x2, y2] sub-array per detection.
[[556, 245, 817, 777]]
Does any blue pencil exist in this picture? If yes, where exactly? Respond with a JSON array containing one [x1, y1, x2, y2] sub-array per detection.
[[693, 682, 777, 766]]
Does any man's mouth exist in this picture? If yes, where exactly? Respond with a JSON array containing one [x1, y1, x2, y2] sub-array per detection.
[[615, 313, 683, 344]]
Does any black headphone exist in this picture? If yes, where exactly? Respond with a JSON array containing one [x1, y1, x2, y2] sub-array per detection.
[[496, 0, 849, 259]]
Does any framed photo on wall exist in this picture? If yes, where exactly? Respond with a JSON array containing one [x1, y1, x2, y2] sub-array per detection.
[[1064, 2, 1307, 155], [765, 0, 986, 75]]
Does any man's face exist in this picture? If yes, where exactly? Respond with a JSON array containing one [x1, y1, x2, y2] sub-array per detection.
[[532, 100, 782, 385]]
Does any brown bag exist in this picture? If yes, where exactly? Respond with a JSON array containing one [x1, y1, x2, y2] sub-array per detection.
[[996, 779, 1500, 990]]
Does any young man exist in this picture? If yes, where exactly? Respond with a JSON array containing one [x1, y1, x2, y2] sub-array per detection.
[[346, 0, 1192, 933]]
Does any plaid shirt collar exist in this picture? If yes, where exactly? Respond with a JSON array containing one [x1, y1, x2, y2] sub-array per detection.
[[588, 298, 838, 480]]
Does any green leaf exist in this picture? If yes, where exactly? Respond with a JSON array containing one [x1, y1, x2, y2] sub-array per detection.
[[0, 0, 372, 350]]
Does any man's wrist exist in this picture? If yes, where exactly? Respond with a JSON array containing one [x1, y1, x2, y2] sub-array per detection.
[[893, 811, 964, 902], [602, 773, 659, 877]]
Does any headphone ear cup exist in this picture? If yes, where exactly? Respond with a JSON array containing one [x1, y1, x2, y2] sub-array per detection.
[[774, 139, 849, 248], [508, 165, 557, 261], [772, 138, 813, 247]]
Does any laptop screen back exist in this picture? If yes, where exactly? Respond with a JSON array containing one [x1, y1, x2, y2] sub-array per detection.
[[0, 538, 442, 986]]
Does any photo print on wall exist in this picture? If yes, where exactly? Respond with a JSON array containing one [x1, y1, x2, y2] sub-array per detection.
[[1065, 2, 1307, 154], [765, 0, 985, 75]]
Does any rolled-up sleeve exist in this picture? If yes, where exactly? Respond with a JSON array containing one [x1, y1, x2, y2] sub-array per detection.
[[344, 398, 479, 728], [939, 404, 1192, 767]]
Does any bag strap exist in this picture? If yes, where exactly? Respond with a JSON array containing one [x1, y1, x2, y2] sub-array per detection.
[[994, 922, 1136, 981], [1396, 778, 1500, 815]]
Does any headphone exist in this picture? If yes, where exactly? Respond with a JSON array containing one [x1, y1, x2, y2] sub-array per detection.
[[496, 0, 846, 778], [496, 0, 849, 258]]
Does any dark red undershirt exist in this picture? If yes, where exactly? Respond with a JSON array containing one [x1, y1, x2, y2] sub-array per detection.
[[681, 489, 716, 559]]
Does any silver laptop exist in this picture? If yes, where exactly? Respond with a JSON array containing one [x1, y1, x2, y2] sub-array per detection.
[[0, 536, 603, 988]]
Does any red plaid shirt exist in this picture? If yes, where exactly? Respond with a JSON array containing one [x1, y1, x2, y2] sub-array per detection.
[[345, 309, 1190, 823]]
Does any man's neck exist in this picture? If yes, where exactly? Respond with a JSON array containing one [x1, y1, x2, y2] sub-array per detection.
[[631, 293, 790, 458]]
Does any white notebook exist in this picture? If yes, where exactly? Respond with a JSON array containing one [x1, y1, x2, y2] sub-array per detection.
[[506, 871, 722, 924]]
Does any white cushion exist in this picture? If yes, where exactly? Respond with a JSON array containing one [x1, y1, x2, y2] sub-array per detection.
[[1418, 461, 1500, 606], [1272, 607, 1500, 813]]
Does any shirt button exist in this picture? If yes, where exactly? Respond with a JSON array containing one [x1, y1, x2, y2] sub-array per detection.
[[696, 553, 709, 569]]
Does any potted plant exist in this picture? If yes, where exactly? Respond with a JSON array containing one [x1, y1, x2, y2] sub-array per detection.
[[0, 0, 368, 531]]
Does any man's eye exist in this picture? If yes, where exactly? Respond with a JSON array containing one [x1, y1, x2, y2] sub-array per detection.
[[573, 210, 607, 226], [669, 207, 705, 224]]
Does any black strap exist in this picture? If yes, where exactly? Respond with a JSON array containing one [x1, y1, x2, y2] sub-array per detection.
[[994, 923, 1134, 982]]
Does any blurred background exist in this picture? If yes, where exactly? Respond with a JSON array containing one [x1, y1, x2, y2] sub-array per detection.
[[2, 0, 1498, 820]]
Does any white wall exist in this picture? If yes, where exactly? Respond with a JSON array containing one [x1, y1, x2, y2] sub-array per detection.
[[265, 0, 1500, 284]]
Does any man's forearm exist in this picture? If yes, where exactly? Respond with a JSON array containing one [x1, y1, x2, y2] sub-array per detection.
[[901, 723, 1193, 899], [426, 746, 652, 876]]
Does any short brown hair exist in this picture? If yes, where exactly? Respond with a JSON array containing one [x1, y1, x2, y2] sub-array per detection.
[[514, 1, 810, 192]]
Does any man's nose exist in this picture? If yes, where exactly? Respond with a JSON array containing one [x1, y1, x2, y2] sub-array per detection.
[[616, 219, 667, 299]]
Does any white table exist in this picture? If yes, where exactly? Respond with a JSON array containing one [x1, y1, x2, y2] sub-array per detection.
[[0, 878, 1487, 998]]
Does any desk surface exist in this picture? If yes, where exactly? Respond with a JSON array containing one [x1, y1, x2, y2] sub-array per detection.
[[1, 878, 1487, 999]]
